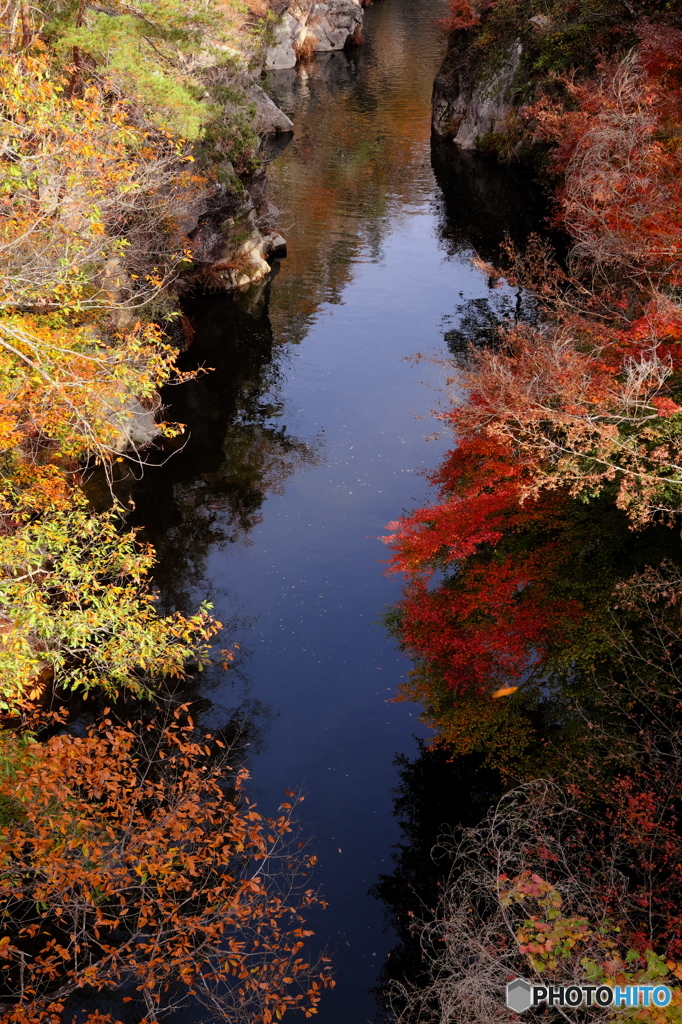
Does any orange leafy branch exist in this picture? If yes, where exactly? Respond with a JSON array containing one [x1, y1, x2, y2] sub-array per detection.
[[0, 712, 334, 1022]]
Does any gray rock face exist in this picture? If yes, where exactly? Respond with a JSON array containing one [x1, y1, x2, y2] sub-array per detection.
[[266, 11, 302, 70], [109, 398, 161, 453], [265, 0, 363, 70], [174, 70, 292, 295], [261, 232, 287, 257], [239, 74, 294, 135], [432, 33, 523, 150]]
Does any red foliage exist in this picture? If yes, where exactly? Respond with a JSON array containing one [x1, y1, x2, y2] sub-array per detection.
[[385, 10, 682, 972], [385, 437, 526, 572], [638, 22, 682, 84], [569, 758, 682, 958], [385, 438, 583, 695], [438, 0, 481, 33], [526, 41, 682, 284]]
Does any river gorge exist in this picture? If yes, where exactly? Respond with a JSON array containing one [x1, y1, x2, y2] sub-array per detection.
[[122, 1, 545, 1019], [5, 0, 682, 1020]]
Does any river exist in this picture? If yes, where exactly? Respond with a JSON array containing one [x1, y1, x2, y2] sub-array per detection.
[[125, 1, 546, 1019]]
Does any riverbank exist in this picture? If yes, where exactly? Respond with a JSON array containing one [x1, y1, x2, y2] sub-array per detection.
[[0, 3, 369, 1021], [383, 5, 682, 1019], [430, 0, 680, 163], [184, 0, 368, 293]]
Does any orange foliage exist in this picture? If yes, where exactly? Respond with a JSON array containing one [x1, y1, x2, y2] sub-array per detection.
[[0, 50, 205, 516], [0, 50, 199, 314], [0, 710, 333, 1022], [0, 1010, 122, 1024]]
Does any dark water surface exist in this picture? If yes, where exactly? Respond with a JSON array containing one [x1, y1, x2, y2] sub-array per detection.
[[128, 2, 546, 1019]]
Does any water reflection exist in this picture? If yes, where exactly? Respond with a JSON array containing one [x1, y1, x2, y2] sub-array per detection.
[[263, 0, 449, 346], [430, 138, 549, 353], [430, 139, 548, 263], [122, 282, 321, 612]]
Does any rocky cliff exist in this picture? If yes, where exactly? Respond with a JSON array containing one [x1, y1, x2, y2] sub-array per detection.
[[265, 0, 364, 70], [182, 74, 292, 292], [184, 171, 287, 292], [432, 30, 524, 152], [183, 0, 366, 294], [431, 0, 636, 160]]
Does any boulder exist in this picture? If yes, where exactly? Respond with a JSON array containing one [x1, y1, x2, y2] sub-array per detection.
[[185, 185, 286, 292], [261, 232, 288, 258], [265, 11, 302, 70], [529, 14, 552, 31], [238, 74, 294, 135], [109, 398, 161, 453]]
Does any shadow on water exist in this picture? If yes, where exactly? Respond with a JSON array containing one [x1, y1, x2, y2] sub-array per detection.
[[370, 744, 502, 1022], [115, 279, 320, 614], [431, 138, 551, 353], [124, 140, 551, 611], [430, 137, 548, 262]]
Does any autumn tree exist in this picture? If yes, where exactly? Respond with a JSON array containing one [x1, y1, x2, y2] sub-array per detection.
[[384, 436, 583, 694], [449, 38, 682, 523], [0, 7, 332, 1024], [383, 556, 682, 1019], [528, 30, 682, 287], [0, 709, 334, 1023], [451, 302, 682, 525], [0, 0, 265, 507], [0, 34, 219, 709], [0, 0, 253, 138], [438, 0, 480, 33], [382, 421, 682, 771], [0, 504, 222, 711], [385, 13, 682, 1024]]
